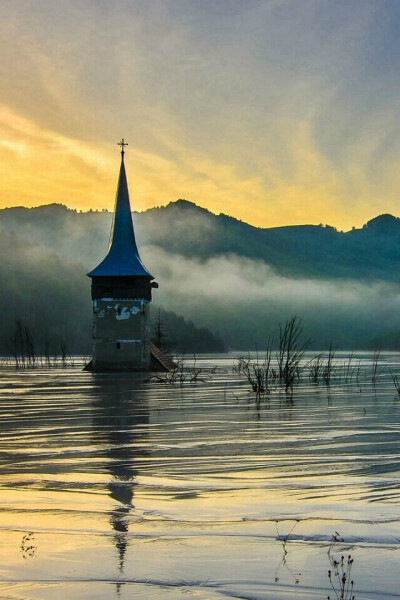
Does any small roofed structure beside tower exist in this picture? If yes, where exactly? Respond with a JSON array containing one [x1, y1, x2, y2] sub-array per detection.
[[85, 139, 173, 372]]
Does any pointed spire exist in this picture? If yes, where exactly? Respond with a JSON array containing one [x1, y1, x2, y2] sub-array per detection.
[[87, 143, 153, 278]]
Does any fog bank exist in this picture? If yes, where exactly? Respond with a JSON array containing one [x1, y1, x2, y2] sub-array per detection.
[[142, 247, 400, 348]]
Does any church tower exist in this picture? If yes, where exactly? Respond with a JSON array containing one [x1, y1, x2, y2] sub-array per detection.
[[86, 140, 157, 371]]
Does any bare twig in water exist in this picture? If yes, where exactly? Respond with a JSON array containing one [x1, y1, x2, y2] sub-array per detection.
[[308, 353, 323, 384], [237, 339, 274, 402], [274, 520, 301, 584], [371, 349, 381, 384], [327, 532, 355, 600], [146, 356, 206, 384], [20, 532, 37, 559], [388, 368, 400, 394], [277, 316, 309, 392], [323, 345, 335, 385]]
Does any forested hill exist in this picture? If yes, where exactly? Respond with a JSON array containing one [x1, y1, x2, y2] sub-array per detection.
[[1, 201, 400, 350], [140, 202, 400, 280], [0, 226, 225, 355], [0, 201, 400, 281], [0, 204, 227, 354]]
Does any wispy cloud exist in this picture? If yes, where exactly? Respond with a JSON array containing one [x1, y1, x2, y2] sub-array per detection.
[[1, 1, 400, 227]]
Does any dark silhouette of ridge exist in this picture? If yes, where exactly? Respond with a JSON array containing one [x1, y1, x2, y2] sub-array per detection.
[[1, 200, 400, 350], [1, 200, 400, 281]]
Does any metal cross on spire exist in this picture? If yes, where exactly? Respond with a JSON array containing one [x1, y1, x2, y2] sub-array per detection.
[[118, 138, 128, 158]]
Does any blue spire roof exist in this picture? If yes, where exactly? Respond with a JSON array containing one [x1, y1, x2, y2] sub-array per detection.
[[87, 154, 153, 278]]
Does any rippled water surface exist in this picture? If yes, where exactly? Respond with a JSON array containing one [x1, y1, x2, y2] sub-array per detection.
[[0, 353, 399, 599]]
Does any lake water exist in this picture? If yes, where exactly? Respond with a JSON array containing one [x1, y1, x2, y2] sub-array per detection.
[[0, 352, 399, 599]]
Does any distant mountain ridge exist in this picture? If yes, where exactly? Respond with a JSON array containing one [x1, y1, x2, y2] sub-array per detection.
[[1, 200, 400, 281], [1, 200, 400, 350]]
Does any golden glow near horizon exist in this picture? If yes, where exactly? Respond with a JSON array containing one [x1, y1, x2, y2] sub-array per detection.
[[1, 1, 400, 230]]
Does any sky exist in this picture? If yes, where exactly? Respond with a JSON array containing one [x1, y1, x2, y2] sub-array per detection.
[[1, 0, 400, 229]]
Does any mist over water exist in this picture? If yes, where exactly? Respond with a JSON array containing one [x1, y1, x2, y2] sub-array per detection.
[[1, 203, 400, 350], [0, 355, 399, 599], [144, 246, 400, 348]]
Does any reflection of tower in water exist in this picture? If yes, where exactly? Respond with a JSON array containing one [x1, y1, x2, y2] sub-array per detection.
[[90, 374, 150, 579]]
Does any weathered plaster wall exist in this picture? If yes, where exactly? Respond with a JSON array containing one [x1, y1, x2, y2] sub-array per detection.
[[92, 298, 151, 371]]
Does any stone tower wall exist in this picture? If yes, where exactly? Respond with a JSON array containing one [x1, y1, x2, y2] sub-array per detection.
[[91, 297, 151, 371]]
